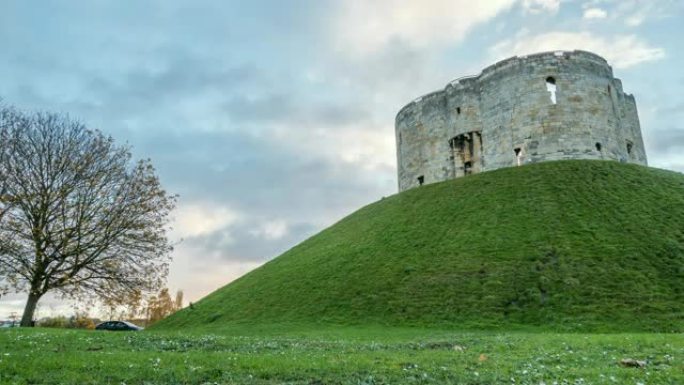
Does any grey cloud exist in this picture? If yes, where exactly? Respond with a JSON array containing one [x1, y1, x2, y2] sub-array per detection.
[[645, 128, 684, 154], [658, 103, 684, 116], [0, 6, 506, 280], [0, 0, 432, 307], [77, 59, 261, 120], [223, 93, 371, 127], [666, 163, 684, 173], [3, 56, 263, 134], [335, 39, 435, 97], [144, 128, 392, 265], [5, 43, 398, 235], [109, 62, 256, 100], [185, 221, 318, 263], [134, 129, 395, 219]]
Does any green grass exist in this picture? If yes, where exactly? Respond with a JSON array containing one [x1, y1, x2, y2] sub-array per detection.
[[3, 161, 684, 384], [157, 160, 684, 332], [1, 327, 683, 384]]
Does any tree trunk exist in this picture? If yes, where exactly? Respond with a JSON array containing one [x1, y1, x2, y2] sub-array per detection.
[[20, 292, 41, 327]]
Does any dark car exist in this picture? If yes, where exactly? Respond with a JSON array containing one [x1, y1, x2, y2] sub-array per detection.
[[95, 321, 144, 331]]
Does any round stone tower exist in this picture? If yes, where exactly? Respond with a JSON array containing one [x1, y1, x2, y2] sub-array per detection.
[[395, 50, 647, 192]]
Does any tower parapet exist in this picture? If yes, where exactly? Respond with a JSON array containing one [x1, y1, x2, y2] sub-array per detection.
[[396, 50, 647, 192]]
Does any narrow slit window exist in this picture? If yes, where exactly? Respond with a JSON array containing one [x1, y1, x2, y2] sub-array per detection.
[[456, 107, 461, 115], [595, 142, 602, 151], [626, 141, 633, 155], [545, 76, 557, 104], [417, 175, 424, 186]]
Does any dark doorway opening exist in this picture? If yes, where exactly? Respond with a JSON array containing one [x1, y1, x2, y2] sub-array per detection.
[[449, 131, 483, 177], [514, 147, 523, 166]]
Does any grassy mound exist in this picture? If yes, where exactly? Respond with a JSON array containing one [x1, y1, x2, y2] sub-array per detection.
[[158, 161, 684, 332]]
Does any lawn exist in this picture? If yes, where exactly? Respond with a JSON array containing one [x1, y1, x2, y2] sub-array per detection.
[[1, 327, 682, 384]]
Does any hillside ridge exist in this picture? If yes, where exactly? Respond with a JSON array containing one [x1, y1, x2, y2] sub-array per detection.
[[157, 161, 684, 332]]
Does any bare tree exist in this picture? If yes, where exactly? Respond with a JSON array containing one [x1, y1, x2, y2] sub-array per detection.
[[0, 105, 176, 326]]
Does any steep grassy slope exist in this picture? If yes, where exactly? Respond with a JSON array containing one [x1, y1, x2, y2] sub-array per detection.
[[158, 161, 684, 331]]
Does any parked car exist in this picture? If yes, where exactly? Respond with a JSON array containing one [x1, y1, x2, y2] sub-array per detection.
[[95, 321, 143, 331]]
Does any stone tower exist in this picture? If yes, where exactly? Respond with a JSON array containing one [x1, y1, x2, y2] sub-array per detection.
[[395, 50, 647, 192]]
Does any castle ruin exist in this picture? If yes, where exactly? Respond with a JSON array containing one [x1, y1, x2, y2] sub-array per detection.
[[395, 50, 647, 192]]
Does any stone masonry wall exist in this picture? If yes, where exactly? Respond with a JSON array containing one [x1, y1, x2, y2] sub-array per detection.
[[396, 50, 647, 192]]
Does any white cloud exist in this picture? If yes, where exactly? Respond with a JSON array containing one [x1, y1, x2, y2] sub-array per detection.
[[625, 15, 644, 27], [0, 293, 79, 319], [490, 31, 665, 69], [325, 126, 397, 170], [583, 7, 608, 19], [0, 295, 28, 319], [167, 243, 263, 304], [262, 121, 396, 172], [584, 0, 679, 27], [522, 0, 561, 14], [172, 202, 241, 239], [250, 219, 289, 241], [333, 0, 517, 54], [618, 0, 679, 27]]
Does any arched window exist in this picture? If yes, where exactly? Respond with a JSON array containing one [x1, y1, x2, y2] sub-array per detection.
[[545, 77, 557, 104]]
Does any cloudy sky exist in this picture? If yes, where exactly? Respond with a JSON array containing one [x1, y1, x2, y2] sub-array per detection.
[[1, 0, 683, 318]]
